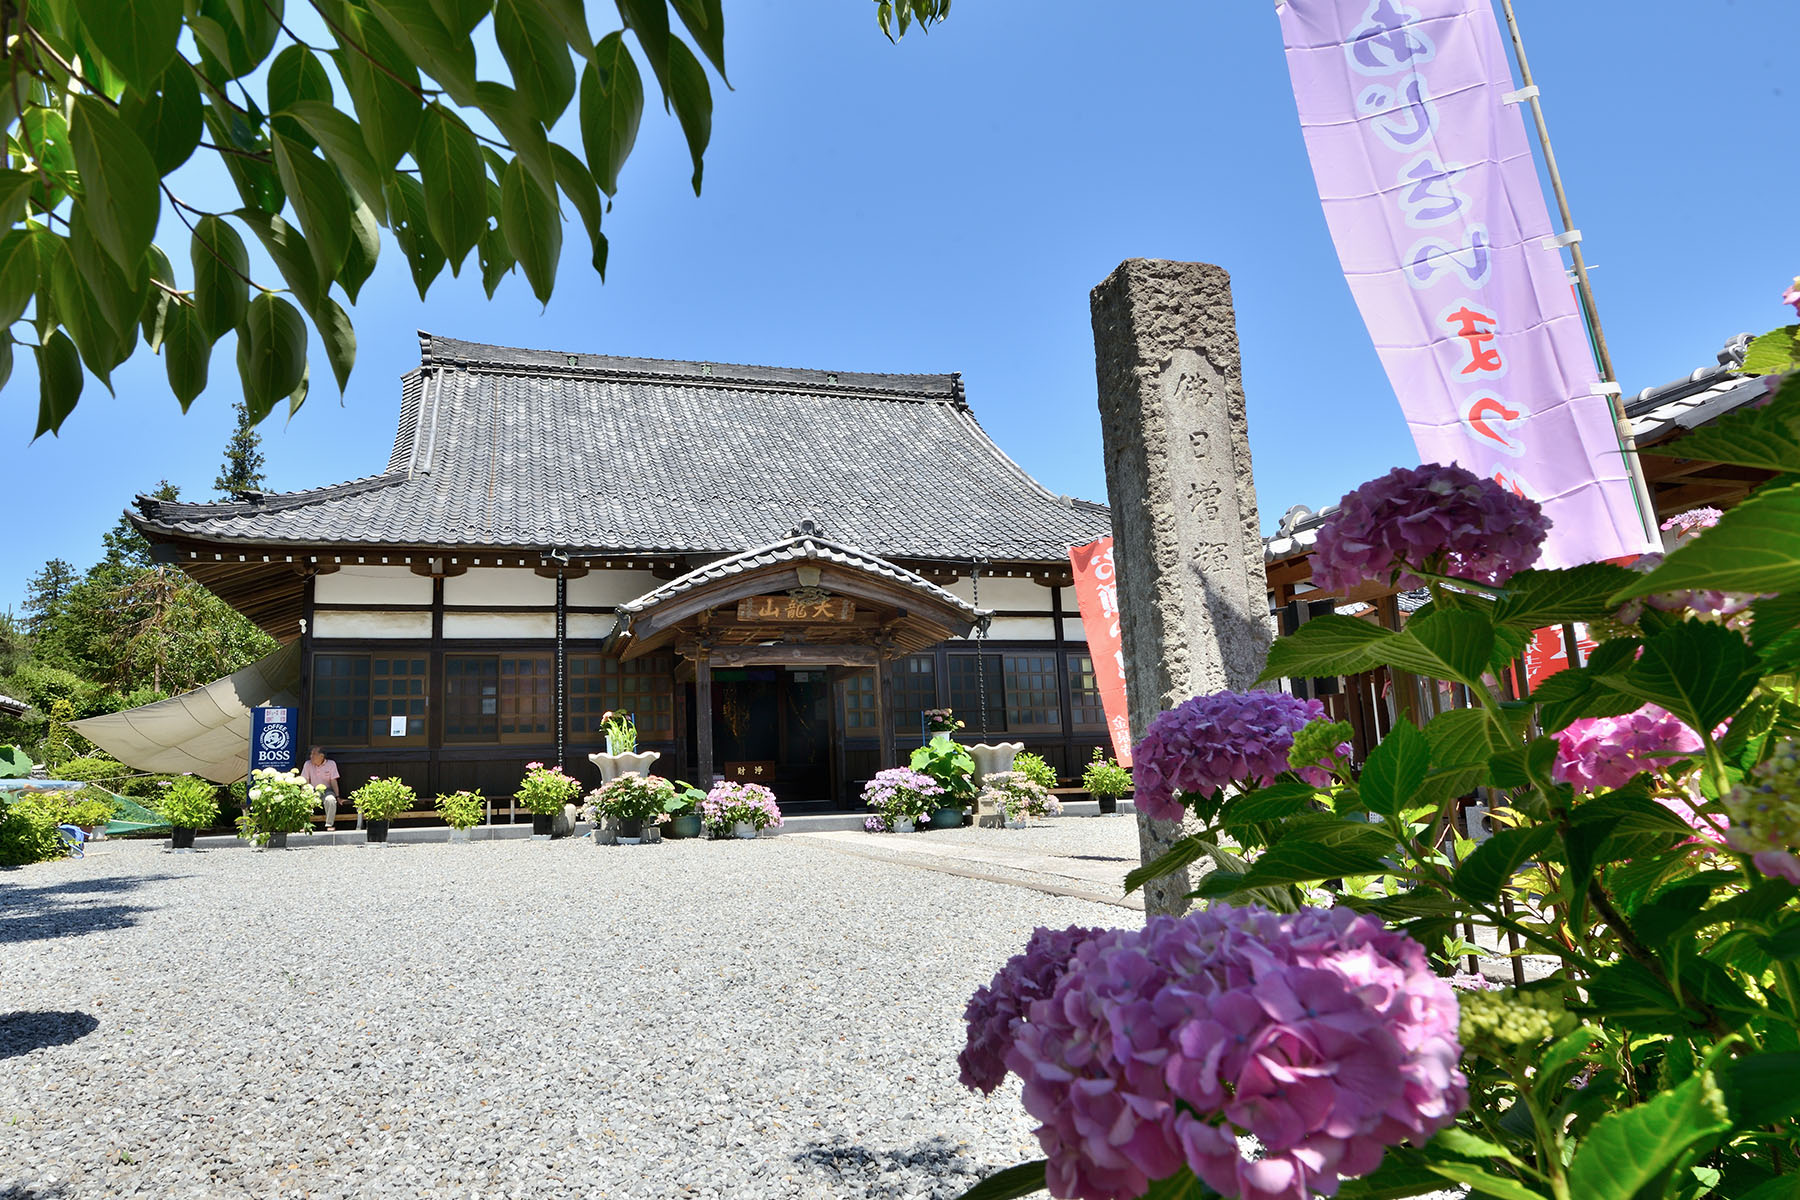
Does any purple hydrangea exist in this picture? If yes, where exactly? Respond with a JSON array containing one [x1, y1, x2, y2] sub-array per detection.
[[1551, 704, 1703, 792], [1132, 691, 1330, 822], [959, 925, 1105, 1094], [966, 905, 1466, 1200], [1311, 464, 1550, 594], [861, 767, 947, 822]]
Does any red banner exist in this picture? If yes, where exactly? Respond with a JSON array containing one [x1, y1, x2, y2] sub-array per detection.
[[1069, 537, 1133, 767]]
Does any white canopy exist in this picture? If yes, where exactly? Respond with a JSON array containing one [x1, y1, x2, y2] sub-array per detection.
[[70, 643, 302, 783]]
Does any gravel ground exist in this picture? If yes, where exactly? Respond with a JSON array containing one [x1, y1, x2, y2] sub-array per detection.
[[0, 835, 1129, 1200]]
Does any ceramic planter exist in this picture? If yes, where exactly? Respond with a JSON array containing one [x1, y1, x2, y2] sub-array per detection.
[[170, 827, 197, 851], [666, 812, 702, 839], [267, 831, 288, 849], [366, 820, 390, 843], [587, 750, 662, 784], [968, 742, 1025, 786], [929, 807, 963, 829], [618, 817, 644, 844], [890, 816, 917, 834], [731, 821, 758, 840]]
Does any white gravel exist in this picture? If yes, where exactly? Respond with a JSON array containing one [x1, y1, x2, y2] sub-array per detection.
[[0, 835, 1128, 1200]]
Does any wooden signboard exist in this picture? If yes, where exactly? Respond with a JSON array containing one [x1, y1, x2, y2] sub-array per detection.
[[736, 595, 855, 622]]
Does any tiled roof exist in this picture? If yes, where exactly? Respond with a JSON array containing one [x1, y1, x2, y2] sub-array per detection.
[[616, 529, 986, 623], [133, 333, 1112, 563]]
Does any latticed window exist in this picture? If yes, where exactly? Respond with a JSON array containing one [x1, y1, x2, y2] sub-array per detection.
[[892, 654, 937, 738], [1067, 653, 1108, 731], [569, 654, 674, 740], [444, 656, 499, 742], [498, 656, 554, 742], [1004, 653, 1061, 732], [311, 654, 369, 744], [946, 653, 1006, 735], [312, 654, 426, 747], [370, 656, 428, 744], [843, 670, 878, 734]]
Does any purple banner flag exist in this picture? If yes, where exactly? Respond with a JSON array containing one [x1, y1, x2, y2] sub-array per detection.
[[1278, 0, 1654, 566]]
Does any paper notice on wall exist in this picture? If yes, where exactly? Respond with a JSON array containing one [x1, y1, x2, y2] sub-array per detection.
[[390, 715, 407, 737]]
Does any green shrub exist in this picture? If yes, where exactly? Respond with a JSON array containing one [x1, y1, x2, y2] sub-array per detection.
[[1080, 747, 1131, 799], [116, 773, 176, 800], [516, 763, 581, 815], [159, 776, 220, 830], [1013, 751, 1058, 790], [591, 773, 675, 822], [435, 789, 484, 830], [909, 734, 976, 802], [352, 776, 416, 823], [0, 794, 65, 866], [239, 768, 320, 845], [55, 755, 127, 784], [60, 786, 117, 828]]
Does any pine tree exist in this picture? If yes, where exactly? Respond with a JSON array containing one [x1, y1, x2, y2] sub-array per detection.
[[214, 401, 268, 498], [100, 482, 180, 575], [22, 560, 78, 636]]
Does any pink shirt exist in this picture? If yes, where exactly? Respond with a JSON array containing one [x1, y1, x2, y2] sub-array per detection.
[[301, 758, 340, 793]]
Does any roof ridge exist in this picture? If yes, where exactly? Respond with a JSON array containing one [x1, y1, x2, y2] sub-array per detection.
[[137, 473, 406, 520], [418, 330, 963, 401]]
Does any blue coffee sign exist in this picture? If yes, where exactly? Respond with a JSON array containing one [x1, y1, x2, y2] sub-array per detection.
[[250, 706, 299, 776]]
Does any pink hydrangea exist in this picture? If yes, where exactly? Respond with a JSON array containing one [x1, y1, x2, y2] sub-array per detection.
[[1132, 691, 1330, 822], [1551, 704, 1703, 791], [1660, 507, 1721, 545], [1783, 275, 1800, 318], [960, 925, 1104, 1094], [967, 905, 1466, 1200], [1311, 464, 1549, 594]]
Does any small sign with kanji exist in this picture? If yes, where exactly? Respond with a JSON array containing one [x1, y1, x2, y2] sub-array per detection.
[[736, 595, 855, 622]]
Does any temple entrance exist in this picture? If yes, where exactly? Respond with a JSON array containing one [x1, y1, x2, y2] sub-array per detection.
[[709, 669, 833, 806]]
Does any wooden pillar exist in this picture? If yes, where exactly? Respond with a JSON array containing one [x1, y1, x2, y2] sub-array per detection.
[[876, 654, 896, 771], [428, 576, 445, 798], [1377, 593, 1419, 728], [295, 573, 315, 768], [695, 654, 714, 785], [554, 574, 567, 771]]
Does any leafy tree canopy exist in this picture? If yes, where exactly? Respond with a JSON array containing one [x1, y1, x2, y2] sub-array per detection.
[[2, 0, 951, 437]]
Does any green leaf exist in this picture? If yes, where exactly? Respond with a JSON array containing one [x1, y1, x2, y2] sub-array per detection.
[[495, 0, 577, 123], [33, 329, 83, 440], [550, 142, 607, 278], [501, 156, 561, 305], [312, 296, 357, 394], [1570, 787, 1696, 838], [1565, 1072, 1730, 1200], [1361, 719, 1428, 817], [1197, 822, 1395, 894], [1606, 620, 1759, 735], [384, 172, 445, 299], [73, 0, 181, 92], [336, 4, 425, 169], [1641, 386, 1800, 476], [369, 0, 478, 105], [1260, 615, 1393, 683], [68, 96, 161, 275], [672, 0, 728, 83], [140, 245, 176, 353], [280, 100, 387, 219], [616, 0, 673, 104], [949, 1160, 1046, 1200], [116, 58, 203, 176], [1451, 824, 1555, 903], [1222, 781, 1319, 825], [1422, 1162, 1547, 1200], [1740, 325, 1800, 375], [338, 197, 382, 303], [1332, 1154, 1454, 1200], [268, 44, 334, 149], [415, 104, 488, 273], [1716, 1051, 1800, 1128], [1426, 706, 1514, 771], [579, 30, 645, 197], [477, 184, 515, 297], [1494, 563, 1642, 630], [1385, 610, 1495, 687], [232, 209, 322, 315], [200, 101, 284, 213], [1124, 835, 1210, 894], [1430, 1128, 1522, 1168], [0, 230, 41, 328], [161, 300, 211, 411], [47, 239, 130, 388], [189, 0, 280, 79], [272, 134, 351, 282], [1612, 479, 1800, 601], [67, 203, 148, 342], [666, 38, 712, 195], [428, 0, 490, 37], [190, 214, 250, 341], [236, 292, 308, 421], [473, 80, 557, 196]]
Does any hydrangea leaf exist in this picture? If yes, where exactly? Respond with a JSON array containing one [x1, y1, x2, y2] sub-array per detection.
[[1611, 480, 1800, 601], [1602, 620, 1759, 736], [1259, 615, 1394, 683], [1360, 719, 1428, 817], [1493, 563, 1642, 630], [1420, 1162, 1547, 1200], [1738, 324, 1800, 376], [1450, 824, 1555, 903], [1196, 822, 1395, 895], [1565, 1072, 1730, 1200], [1717, 1051, 1800, 1128], [1383, 610, 1495, 688]]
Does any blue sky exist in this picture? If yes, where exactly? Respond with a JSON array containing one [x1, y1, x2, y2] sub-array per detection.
[[5, 0, 1796, 613]]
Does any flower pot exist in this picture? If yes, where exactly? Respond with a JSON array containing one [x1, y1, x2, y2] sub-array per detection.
[[170, 827, 197, 851], [531, 813, 553, 838], [1004, 815, 1027, 829], [1097, 795, 1118, 816], [666, 813, 702, 839], [929, 807, 963, 829], [618, 817, 644, 844], [969, 742, 1025, 786], [366, 820, 390, 843], [587, 750, 662, 784], [447, 827, 472, 844], [732, 820, 758, 840], [890, 816, 916, 834], [268, 831, 288, 849]]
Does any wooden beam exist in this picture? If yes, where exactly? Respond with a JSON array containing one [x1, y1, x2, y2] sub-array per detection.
[[876, 654, 895, 771], [695, 655, 714, 785], [683, 643, 879, 667]]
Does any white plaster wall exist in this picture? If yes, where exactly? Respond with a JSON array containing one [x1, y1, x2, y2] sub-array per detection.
[[313, 611, 432, 639], [954, 616, 1058, 642], [443, 612, 557, 639], [443, 567, 555, 607], [567, 570, 661, 607], [942, 576, 1057, 612], [314, 566, 432, 606], [567, 614, 617, 640], [1062, 616, 1089, 644]]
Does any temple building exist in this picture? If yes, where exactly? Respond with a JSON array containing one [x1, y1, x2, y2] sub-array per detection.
[[125, 334, 1115, 809]]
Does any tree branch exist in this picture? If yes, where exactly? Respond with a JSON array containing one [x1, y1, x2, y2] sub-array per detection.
[[304, 0, 440, 101], [25, 26, 119, 107]]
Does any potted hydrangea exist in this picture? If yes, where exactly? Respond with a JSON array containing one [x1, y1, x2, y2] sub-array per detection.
[[978, 771, 1059, 828], [435, 789, 483, 842], [701, 780, 781, 839], [663, 780, 706, 839], [239, 767, 320, 849], [62, 786, 117, 840], [350, 776, 415, 843], [517, 762, 581, 838], [861, 767, 945, 833], [591, 773, 676, 844], [1080, 747, 1131, 816], [159, 776, 220, 850]]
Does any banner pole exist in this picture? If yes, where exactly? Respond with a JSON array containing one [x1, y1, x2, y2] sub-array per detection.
[[1495, 0, 1662, 547]]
